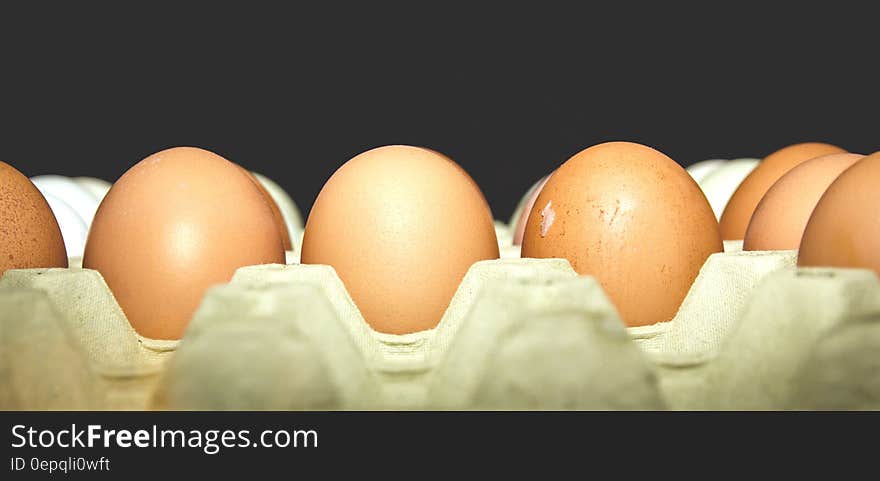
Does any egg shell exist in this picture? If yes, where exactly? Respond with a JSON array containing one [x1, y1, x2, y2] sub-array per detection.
[[238, 167, 292, 251], [300, 145, 499, 334], [512, 174, 550, 245], [798, 152, 880, 275], [83, 147, 286, 340], [73, 176, 112, 202], [508, 176, 548, 226], [698, 158, 759, 220], [42, 192, 89, 259], [31, 175, 101, 227], [253, 172, 304, 246], [0, 162, 68, 274], [521, 141, 722, 326], [744, 153, 864, 251], [719, 142, 846, 240], [686, 158, 726, 184]]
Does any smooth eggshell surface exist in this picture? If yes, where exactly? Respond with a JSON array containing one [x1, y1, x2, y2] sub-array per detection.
[[0, 161, 68, 274], [253, 172, 304, 245], [512, 174, 550, 245], [719, 142, 845, 240], [300, 145, 499, 334], [798, 152, 880, 275], [520, 141, 722, 327], [744, 153, 864, 251], [239, 167, 292, 251], [83, 147, 286, 340], [73, 176, 112, 204], [42, 192, 89, 258], [686, 158, 726, 184], [31, 175, 101, 227], [697, 158, 759, 220]]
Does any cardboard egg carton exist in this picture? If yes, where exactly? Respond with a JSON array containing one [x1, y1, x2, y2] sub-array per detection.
[[710, 267, 880, 410], [0, 266, 177, 410], [153, 258, 665, 410], [0, 255, 666, 411], [3, 231, 879, 410]]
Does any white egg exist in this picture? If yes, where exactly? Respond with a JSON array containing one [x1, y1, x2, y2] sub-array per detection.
[[686, 159, 727, 185], [73, 176, 112, 202], [31, 175, 100, 227], [698, 158, 760, 220], [252, 172, 303, 248], [508, 176, 547, 227], [41, 192, 88, 258]]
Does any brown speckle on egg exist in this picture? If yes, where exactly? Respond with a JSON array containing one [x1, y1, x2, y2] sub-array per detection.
[[521, 141, 721, 327], [0, 161, 68, 275]]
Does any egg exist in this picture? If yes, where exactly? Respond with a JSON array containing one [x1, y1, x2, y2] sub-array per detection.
[[0, 161, 68, 275], [237, 167, 292, 251], [686, 158, 726, 184], [83, 147, 286, 340], [41, 192, 89, 259], [301, 145, 499, 334], [252, 172, 303, 243], [521, 141, 722, 326], [697, 158, 759, 220], [744, 153, 864, 251], [73, 176, 112, 202], [512, 174, 551, 245], [798, 152, 880, 275], [30, 175, 101, 227], [719, 142, 846, 240]]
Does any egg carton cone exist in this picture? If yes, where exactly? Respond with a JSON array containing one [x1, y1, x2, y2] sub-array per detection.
[[150, 280, 380, 410], [627, 249, 797, 409], [702, 267, 880, 410], [0, 288, 97, 410], [425, 277, 665, 410], [0, 267, 178, 410], [152, 258, 664, 410], [791, 309, 880, 410]]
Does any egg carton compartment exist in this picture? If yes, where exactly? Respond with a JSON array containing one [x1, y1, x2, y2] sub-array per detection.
[[790, 308, 880, 410], [5, 245, 875, 411], [701, 267, 880, 410], [0, 266, 178, 410], [627, 250, 797, 408], [153, 258, 665, 410], [0, 288, 96, 410]]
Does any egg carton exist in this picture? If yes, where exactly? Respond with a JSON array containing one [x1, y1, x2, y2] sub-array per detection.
[[152, 258, 665, 410], [0, 257, 666, 410], [4, 239, 877, 410], [0, 266, 176, 410], [712, 267, 880, 410]]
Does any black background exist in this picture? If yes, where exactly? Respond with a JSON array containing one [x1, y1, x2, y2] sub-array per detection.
[[0, 411, 870, 477], [1, 5, 876, 221]]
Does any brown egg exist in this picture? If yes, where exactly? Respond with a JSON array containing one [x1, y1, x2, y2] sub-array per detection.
[[238, 166, 292, 251], [512, 174, 550, 245], [798, 152, 880, 275], [83, 147, 285, 340], [301, 145, 499, 334], [719, 142, 845, 240], [521, 141, 721, 326], [744, 153, 864, 251], [0, 161, 68, 275]]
